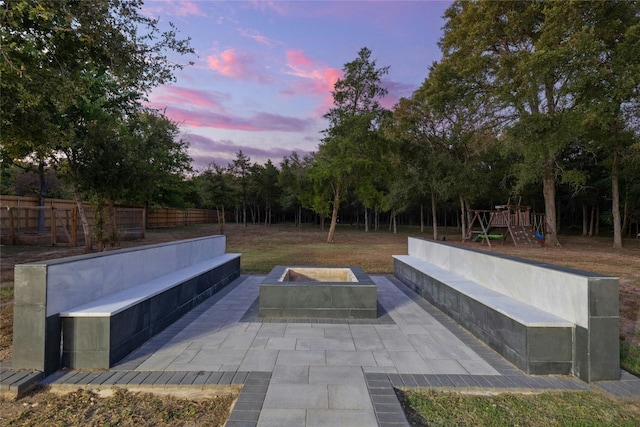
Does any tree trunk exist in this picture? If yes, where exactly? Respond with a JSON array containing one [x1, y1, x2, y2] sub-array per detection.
[[327, 187, 340, 243], [612, 158, 622, 248], [216, 206, 224, 234], [375, 208, 379, 231], [582, 204, 588, 236], [242, 201, 247, 227], [420, 204, 424, 233], [589, 206, 595, 236], [460, 196, 466, 241], [431, 192, 438, 240], [542, 173, 559, 246], [596, 206, 600, 235], [74, 190, 92, 252], [38, 161, 46, 232], [609, 117, 623, 247], [364, 206, 369, 232], [391, 209, 397, 234]]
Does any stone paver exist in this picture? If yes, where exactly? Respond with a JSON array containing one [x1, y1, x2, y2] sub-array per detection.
[[2, 274, 639, 426]]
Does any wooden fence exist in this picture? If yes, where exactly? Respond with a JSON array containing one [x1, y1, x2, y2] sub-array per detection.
[[0, 195, 218, 246], [146, 207, 217, 228]]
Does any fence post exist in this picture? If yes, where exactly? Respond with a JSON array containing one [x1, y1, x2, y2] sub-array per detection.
[[71, 206, 78, 247], [141, 207, 146, 238], [51, 207, 57, 246], [8, 207, 15, 245]]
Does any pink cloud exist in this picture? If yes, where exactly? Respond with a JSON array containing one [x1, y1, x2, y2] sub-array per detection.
[[173, 0, 206, 17], [249, 1, 292, 15], [142, 0, 206, 18], [154, 105, 316, 133], [287, 50, 315, 71], [149, 87, 230, 112], [238, 28, 275, 46], [206, 49, 271, 83], [186, 134, 311, 170], [283, 50, 342, 114]]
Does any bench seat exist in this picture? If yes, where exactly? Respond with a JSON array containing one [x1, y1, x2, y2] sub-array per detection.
[[393, 256, 572, 328], [59, 252, 240, 369], [393, 254, 574, 375], [60, 253, 240, 317]]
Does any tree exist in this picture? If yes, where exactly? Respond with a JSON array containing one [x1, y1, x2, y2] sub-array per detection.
[[1, 0, 193, 250], [229, 150, 252, 226], [388, 90, 463, 240], [439, 1, 588, 246], [279, 151, 312, 227], [439, 0, 640, 247], [125, 111, 193, 208], [317, 47, 390, 243], [253, 160, 280, 226], [200, 163, 235, 233], [419, 60, 500, 239], [563, 1, 640, 247]]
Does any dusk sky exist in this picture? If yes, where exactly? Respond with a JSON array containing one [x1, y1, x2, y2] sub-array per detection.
[[143, 1, 453, 171]]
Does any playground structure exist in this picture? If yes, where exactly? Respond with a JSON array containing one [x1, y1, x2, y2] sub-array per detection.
[[465, 201, 553, 248]]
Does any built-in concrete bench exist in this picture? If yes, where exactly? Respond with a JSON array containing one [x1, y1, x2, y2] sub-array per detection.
[[393, 237, 619, 383], [13, 236, 240, 373]]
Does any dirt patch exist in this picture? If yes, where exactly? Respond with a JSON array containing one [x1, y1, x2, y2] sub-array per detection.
[[0, 305, 12, 362], [0, 386, 238, 426]]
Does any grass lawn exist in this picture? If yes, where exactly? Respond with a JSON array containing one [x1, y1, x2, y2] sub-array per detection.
[[399, 389, 640, 426]]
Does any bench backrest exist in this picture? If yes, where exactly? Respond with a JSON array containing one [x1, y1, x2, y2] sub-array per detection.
[[407, 237, 618, 329], [17, 235, 228, 317]]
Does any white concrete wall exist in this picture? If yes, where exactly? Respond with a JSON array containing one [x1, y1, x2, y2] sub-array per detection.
[[407, 237, 615, 328], [44, 235, 226, 316]]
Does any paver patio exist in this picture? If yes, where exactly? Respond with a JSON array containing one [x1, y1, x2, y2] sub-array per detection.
[[4, 273, 639, 426]]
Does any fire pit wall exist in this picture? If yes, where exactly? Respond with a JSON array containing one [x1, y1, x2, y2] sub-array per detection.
[[259, 266, 377, 319]]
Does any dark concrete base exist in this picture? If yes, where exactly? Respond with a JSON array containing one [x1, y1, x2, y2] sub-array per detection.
[[259, 266, 377, 319], [61, 258, 240, 369], [394, 258, 573, 376]]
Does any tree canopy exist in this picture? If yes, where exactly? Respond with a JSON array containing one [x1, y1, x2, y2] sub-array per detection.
[[314, 47, 390, 243], [1, 0, 194, 249], [3, 1, 639, 247]]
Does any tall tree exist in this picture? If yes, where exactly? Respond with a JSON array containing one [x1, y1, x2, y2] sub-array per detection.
[[388, 95, 452, 240], [564, 1, 640, 247], [256, 160, 280, 226], [124, 110, 193, 208], [279, 151, 312, 227], [439, 0, 588, 246], [440, 0, 640, 246], [316, 47, 390, 243], [421, 60, 499, 239], [200, 163, 236, 234], [229, 150, 252, 227], [1, 0, 193, 250]]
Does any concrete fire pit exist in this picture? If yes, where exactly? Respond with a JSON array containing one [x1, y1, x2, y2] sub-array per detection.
[[259, 266, 377, 319]]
